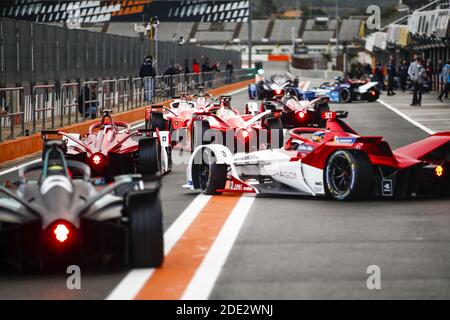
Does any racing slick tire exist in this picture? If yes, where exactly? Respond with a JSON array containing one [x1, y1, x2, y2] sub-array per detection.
[[198, 149, 227, 195], [149, 111, 165, 131], [364, 90, 380, 102], [339, 87, 353, 103], [138, 137, 161, 177], [191, 120, 211, 151], [325, 150, 374, 201], [126, 190, 164, 268], [265, 117, 284, 149]]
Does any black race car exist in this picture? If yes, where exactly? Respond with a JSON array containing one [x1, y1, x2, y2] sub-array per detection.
[[0, 140, 164, 270]]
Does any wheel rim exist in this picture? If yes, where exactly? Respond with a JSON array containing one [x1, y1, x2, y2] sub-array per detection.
[[329, 155, 353, 194], [199, 156, 211, 191], [340, 89, 350, 102]]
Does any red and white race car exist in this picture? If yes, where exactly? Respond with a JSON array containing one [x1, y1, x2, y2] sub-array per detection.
[[245, 90, 331, 129], [43, 110, 172, 182], [148, 95, 284, 152], [185, 111, 450, 200]]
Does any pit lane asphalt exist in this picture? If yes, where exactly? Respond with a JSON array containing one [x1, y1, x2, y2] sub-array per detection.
[[1, 77, 449, 299]]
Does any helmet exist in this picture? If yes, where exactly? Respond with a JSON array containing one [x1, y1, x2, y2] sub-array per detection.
[[312, 131, 325, 143]]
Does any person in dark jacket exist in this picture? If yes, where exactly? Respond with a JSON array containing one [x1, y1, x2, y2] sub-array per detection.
[[184, 58, 191, 75], [139, 56, 156, 103], [225, 60, 234, 83], [374, 62, 384, 90], [398, 60, 408, 92], [164, 60, 178, 98], [78, 84, 98, 119], [387, 58, 397, 96]]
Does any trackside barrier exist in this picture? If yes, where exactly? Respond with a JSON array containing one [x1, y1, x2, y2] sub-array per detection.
[[0, 78, 255, 164], [131, 77, 144, 108], [60, 82, 79, 126], [0, 69, 255, 142], [117, 78, 131, 112], [32, 84, 56, 134], [0, 87, 25, 141], [101, 79, 117, 113]]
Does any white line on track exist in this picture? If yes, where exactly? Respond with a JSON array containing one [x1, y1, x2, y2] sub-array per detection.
[[181, 195, 255, 300], [106, 85, 251, 300], [106, 194, 212, 300], [377, 99, 435, 135]]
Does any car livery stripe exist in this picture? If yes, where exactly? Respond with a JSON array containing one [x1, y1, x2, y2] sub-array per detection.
[[134, 194, 243, 300]]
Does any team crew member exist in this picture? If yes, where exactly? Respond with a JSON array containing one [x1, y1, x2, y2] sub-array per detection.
[[408, 57, 427, 107], [139, 56, 156, 103], [438, 59, 450, 102], [387, 58, 397, 96]]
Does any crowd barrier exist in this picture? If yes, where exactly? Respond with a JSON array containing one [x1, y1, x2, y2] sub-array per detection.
[[0, 69, 254, 142]]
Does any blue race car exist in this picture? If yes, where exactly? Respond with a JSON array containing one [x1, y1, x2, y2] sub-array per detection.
[[299, 77, 380, 103]]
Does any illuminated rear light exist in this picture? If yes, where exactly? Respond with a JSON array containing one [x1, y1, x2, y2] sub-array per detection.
[[90, 153, 107, 170], [298, 111, 305, 119], [54, 223, 70, 243], [275, 89, 282, 95], [371, 90, 377, 96], [436, 165, 444, 177], [92, 154, 102, 165]]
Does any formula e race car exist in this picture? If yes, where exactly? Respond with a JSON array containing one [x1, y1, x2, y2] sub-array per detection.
[[303, 77, 380, 103], [185, 111, 450, 200], [245, 90, 331, 129], [0, 140, 163, 270], [42, 110, 172, 182], [148, 95, 284, 152], [168, 88, 214, 110], [248, 74, 299, 100]]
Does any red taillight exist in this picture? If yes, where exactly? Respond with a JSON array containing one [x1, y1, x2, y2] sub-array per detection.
[[54, 223, 70, 243], [298, 111, 305, 119], [436, 165, 444, 177], [371, 90, 377, 96], [92, 154, 102, 165], [90, 153, 107, 170], [275, 89, 282, 95]]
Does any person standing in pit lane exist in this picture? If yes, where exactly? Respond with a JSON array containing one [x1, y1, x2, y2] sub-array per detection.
[[164, 60, 179, 99], [398, 60, 409, 92], [226, 60, 234, 84], [387, 58, 397, 96], [438, 59, 450, 102], [139, 56, 156, 103], [408, 56, 427, 107]]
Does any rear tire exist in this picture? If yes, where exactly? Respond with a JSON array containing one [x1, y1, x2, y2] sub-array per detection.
[[126, 190, 164, 268], [138, 137, 161, 177], [150, 111, 165, 130], [198, 149, 227, 195], [325, 150, 373, 200], [339, 87, 352, 103]]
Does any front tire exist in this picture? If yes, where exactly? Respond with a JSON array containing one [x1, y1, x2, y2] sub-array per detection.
[[198, 149, 227, 195], [126, 190, 164, 268], [325, 150, 373, 200]]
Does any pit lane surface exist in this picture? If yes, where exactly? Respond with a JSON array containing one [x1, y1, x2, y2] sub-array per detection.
[[1, 69, 449, 299]]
